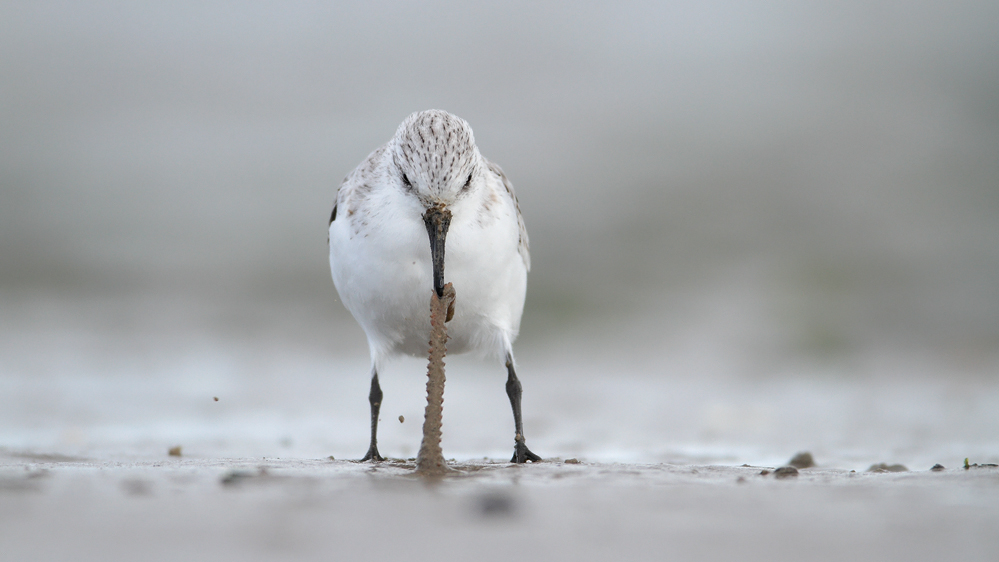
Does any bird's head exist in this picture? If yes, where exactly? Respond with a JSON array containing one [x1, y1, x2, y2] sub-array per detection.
[[390, 109, 482, 207], [390, 110, 482, 297]]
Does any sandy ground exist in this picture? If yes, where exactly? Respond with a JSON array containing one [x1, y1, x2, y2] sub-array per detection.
[[2, 452, 998, 562], [3, 294, 999, 561]]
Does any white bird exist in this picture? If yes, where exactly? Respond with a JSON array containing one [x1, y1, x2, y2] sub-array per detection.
[[328, 110, 541, 463]]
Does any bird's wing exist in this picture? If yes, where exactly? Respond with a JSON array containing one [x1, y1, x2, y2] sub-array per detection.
[[330, 144, 387, 230], [485, 159, 530, 271]]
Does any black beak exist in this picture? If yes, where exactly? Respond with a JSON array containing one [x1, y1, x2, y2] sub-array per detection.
[[422, 206, 452, 298]]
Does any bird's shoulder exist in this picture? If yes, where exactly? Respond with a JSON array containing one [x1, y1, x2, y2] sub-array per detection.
[[330, 144, 390, 227], [485, 159, 530, 271]]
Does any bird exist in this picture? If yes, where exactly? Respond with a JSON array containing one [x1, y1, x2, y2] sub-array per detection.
[[328, 109, 541, 463]]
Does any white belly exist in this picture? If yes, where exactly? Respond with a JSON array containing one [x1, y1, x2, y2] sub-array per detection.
[[329, 192, 526, 365]]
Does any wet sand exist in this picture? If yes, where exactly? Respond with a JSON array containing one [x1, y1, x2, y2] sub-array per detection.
[[3, 295, 998, 561], [2, 452, 997, 562]]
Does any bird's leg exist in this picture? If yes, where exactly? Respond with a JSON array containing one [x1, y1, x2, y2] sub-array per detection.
[[505, 354, 541, 463], [360, 368, 385, 461]]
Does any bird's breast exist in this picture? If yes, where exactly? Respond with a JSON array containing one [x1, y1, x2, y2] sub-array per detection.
[[330, 192, 526, 360]]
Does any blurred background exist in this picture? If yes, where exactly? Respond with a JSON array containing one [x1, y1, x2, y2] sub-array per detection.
[[1, 1, 997, 466]]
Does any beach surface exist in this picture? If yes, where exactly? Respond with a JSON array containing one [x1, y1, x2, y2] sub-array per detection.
[[3, 293, 998, 562], [2, 452, 998, 562]]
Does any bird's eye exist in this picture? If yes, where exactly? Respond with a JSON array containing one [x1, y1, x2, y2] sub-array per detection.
[[462, 173, 473, 192], [401, 173, 412, 189]]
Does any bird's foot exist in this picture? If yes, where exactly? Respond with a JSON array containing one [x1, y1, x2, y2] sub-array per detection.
[[511, 437, 542, 463], [359, 446, 384, 462]]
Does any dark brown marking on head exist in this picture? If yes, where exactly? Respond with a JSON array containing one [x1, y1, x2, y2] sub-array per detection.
[[392, 110, 479, 199]]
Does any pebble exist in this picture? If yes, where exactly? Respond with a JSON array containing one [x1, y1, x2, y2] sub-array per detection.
[[773, 466, 799, 479], [788, 452, 815, 468], [867, 463, 908, 473]]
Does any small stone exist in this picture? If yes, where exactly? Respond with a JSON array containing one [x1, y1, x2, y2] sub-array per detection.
[[773, 466, 799, 479], [168, 446, 182, 457], [398, 415, 405, 423], [220, 471, 253, 485], [213, 396, 219, 402], [867, 463, 908, 473], [930, 463, 945, 471], [788, 452, 815, 469], [328, 455, 335, 461], [478, 493, 515, 517], [759, 470, 770, 476], [564, 458, 580, 464]]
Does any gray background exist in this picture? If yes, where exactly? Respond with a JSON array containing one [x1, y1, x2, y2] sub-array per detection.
[[4, 1, 998, 359], [1, 1, 998, 462]]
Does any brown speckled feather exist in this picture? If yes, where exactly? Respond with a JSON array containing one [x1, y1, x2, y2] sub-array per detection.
[[485, 159, 530, 271]]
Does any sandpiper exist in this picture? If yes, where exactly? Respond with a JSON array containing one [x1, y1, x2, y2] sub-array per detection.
[[328, 110, 541, 463]]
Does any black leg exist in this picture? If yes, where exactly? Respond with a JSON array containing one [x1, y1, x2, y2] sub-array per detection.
[[360, 369, 385, 461], [505, 354, 541, 463]]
